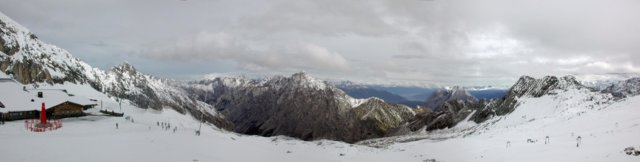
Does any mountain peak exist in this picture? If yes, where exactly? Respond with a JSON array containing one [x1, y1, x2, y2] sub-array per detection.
[[510, 75, 583, 98], [424, 86, 477, 111], [289, 72, 327, 90], [291, 71, 310, 78], [112, 62, 137, 73]]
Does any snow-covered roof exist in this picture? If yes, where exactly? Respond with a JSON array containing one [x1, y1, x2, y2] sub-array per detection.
[[0, 79, 96, 113]]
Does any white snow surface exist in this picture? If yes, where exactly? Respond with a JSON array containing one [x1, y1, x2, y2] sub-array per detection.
[[348, 97, 373, 108], [1, 12, 639, 162], [2, 77, 639, 161]]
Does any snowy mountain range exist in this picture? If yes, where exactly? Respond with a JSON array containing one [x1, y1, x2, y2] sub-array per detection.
[[3, 11, 640, 161], [2, 11, 640, 148], [0, 12, 420, 142], [0, 12, 233, 130], [180, 72, 416, 142]]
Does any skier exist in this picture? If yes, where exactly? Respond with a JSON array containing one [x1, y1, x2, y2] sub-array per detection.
[[173, 127, 177, 133], [576, 136, 582, 147], [116, 123, 119, 129], [545, 136, 550, 144]]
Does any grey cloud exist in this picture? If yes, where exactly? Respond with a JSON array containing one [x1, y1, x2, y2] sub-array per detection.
[[392, 54, 427, 59], [234, 0, 400, 37], [1, 0, 639, 87], [143, 32, 352, 73]]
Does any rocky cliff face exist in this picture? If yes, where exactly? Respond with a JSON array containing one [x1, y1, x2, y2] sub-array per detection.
[[406, 87, 482, 132], [0, 15, 98, 85], [423, 86, 478, 111], [407, 76, 589, 132], [470, 75, 585, 123], [0, 12, 233, 130], [497, 75, 583, 114], [603, 78, 640, 98], [183, 72, 416, 143], [351, 98, 415, 137]]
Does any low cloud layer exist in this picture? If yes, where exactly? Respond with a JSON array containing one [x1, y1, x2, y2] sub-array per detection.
[[2, 0, 639, 87]]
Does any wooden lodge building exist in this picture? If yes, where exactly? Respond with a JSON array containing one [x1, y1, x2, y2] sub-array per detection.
[[48, 101, 96, 118], [0, 78, 97, 121], [1, 100, 97, 121]]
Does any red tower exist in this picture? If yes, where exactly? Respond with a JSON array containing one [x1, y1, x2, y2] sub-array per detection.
[[40, 102, 46, 124], [25, 102, 61, 132]]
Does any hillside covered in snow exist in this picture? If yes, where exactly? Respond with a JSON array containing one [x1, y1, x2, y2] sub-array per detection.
[[1, 10, 640, 162], [2, 70, 640, 161]]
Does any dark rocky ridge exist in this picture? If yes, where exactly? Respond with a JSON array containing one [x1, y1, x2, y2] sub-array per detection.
[[404, 75, 587, 133], [602, 77, 640, 98], [184, 73, 416, 143], [423, 86, 478, 111], [405, 87, 483, 132], [470, 75, 584, 123]]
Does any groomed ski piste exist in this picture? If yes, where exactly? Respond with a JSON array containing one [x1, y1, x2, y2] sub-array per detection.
[[1, 72, 639, 162]]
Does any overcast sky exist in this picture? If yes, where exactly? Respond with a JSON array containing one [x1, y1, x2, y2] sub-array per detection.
[[1, 0, 639, 87]]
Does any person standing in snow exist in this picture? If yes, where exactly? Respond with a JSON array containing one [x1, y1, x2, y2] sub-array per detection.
[[545, 136, 550, 144], [116, 123, 119, 129], [576, 136, 582, 147]]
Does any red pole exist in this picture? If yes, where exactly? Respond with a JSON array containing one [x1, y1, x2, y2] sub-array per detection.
[[40, 102, 46, 125]]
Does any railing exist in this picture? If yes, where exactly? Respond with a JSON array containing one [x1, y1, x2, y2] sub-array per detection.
[[24, 119, 62, 132]]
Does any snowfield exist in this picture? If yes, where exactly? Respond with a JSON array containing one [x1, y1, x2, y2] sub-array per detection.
[[375, 89, 640, 162], [1, 78, 640, 162]]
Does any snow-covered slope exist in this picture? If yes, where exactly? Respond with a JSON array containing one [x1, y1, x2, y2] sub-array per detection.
[[0, 12, 232, 130], [0, 76, 378, 162], [469, 75, 586, 123], [2, 11, 639, 162], [2, 71, 639, 162], [0, 12, 100, 84], [378, 94, 640, 162], [358, 79, 640, 161]]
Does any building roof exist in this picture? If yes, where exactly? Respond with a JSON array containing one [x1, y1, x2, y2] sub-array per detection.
[[0, 79, 96, 113]]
